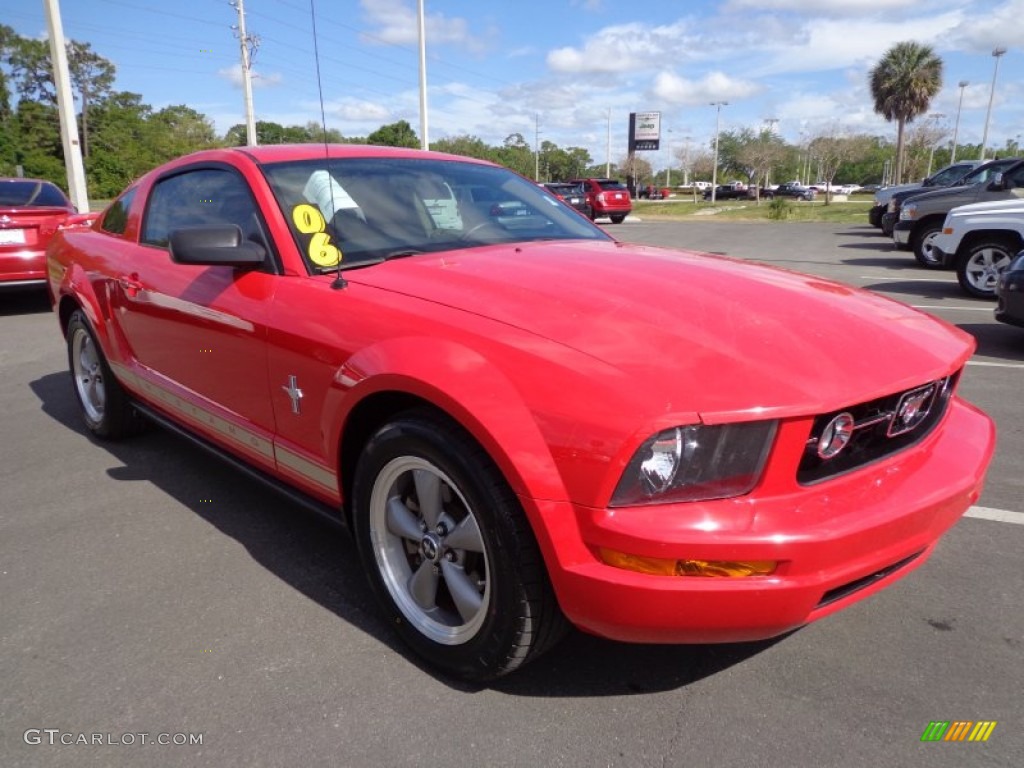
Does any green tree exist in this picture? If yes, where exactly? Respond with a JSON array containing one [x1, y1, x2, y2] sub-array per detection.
[[366, 119, 419, 148], [869, 41, 943, 183], [67, 41, 115, 159], [151, 104, 218, 158], [431, 134, 495, 161]]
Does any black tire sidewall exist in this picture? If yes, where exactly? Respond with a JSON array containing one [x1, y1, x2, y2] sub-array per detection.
[[352, 415, 534, 681], [913, 224, 944, 268]]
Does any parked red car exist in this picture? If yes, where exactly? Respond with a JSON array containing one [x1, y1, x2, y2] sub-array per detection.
[[1, 178, 78, 289], [570, 177, 632, 223], [48, 145, 994, 681]]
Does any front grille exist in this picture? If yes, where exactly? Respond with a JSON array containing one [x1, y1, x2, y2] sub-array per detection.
[[816, 550, 923, 609], [797, 373, 957, 485]]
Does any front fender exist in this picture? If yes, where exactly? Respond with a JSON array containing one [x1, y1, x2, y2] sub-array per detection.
[[328, 335, 568, 503]]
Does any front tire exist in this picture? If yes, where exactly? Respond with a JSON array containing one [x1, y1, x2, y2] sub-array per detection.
[[956, 240, 1016, 299], [352, 410, 565, 681], [912, 222, 944, 268], [66, 310, 145, 439]]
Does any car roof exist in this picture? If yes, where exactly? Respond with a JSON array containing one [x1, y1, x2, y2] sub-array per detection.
[[163, 143, 498, 168]]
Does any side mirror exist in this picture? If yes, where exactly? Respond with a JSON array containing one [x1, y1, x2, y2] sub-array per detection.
[[169, 226, 265, 267], [988, 172, 1006, 191]]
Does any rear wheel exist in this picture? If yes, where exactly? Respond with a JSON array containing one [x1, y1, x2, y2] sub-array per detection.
[[352, 410, 566, 681], [912, 222, 944, 269], [956, 240, 1016, 299], [66, 310, 145, 439], [609, 214, 627, 224]]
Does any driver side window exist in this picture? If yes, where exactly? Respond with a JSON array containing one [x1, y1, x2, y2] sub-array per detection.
[[141, 168, 265, 250]]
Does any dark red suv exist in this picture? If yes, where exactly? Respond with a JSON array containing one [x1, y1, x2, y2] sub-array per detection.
[[571, 178, 632, 224]]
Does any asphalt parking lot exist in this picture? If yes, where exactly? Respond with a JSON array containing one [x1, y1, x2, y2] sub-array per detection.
[[2, 221, 1021, 768]]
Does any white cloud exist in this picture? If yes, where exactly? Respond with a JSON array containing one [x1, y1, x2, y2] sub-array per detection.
[[947, 0, 1024, 51], [725, 0, 916, 14], [217, 64, 282, 89], [652, 71, 762, 105], [326, 99, 392, 123], [547, 21, 697, 74], [358, 0, 481, 51]]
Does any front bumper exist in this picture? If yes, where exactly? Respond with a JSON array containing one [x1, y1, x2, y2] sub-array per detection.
[[523, 398, 994, 644], [893, 221, 913, 246], [995, 270, 1024, 327]]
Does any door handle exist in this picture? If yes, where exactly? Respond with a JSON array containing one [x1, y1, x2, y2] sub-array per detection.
[[118, 274, 143, 297]]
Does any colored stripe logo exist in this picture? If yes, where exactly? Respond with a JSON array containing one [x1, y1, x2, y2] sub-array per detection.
[[921, 721, 996, 742]]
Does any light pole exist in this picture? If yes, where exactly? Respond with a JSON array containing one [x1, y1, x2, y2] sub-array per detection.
[[979, 47, 1007, 160], [926, 113, 945, 176], [710, 101, 728, 203], [951, 80, 968, 162], [665, 128, 673, 187], [763, 117, 779, 188]]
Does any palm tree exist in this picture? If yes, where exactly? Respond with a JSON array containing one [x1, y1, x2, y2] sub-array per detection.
[[870, 42, 943, 184]]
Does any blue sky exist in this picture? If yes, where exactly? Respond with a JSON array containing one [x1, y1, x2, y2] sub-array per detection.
[[7, 0, 1024, 167]]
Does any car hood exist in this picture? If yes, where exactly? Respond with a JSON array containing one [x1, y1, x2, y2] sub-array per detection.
[[904, 183, 982, 206], [348, 240, 974, 422], [947, 198, 1024, 218]]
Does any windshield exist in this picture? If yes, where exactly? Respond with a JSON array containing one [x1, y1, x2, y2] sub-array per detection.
[[928, 164, 972, 185], [263, 157, 611, 272], [962, 159, 1018, 185], [0, 180, 71, 208]]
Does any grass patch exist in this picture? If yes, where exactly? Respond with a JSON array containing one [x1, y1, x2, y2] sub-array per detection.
[[634, 198, 872, 224]]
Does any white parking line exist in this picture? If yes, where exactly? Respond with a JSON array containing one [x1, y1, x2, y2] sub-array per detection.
[[911, 305, 993, 311], [965, 506, 1024, 525], [965, 361, 1024, 369], [859, 275, 953, 282]]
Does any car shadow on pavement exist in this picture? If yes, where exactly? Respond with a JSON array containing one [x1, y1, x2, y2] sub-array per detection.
[[838, 241, 900, 252], [0, 290, 51, 316], [857, 280, 963, 301], [28, 371, 779, 695], [840, 255, 920, 270], [958, 323, 1024, 362]]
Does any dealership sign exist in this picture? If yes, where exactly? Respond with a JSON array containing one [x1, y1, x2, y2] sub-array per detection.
[[629, 112, 661, 151]]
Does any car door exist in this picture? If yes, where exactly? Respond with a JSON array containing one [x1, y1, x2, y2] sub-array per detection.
[[111, 165, 279, 469]]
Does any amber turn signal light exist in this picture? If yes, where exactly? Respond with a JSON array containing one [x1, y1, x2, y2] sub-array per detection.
[[599, 548, 777, 578]]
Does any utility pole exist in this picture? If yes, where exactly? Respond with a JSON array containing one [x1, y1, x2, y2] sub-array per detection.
[[951, 80, 968, 163], [710, 101, 728, 204], [231, 0, 258, 146], [535, 114, 541, 181], [416, 0, 429, 149], [43, 0, 88, 212], [763, 117, 779, 188], [606, 108, 611, 177]]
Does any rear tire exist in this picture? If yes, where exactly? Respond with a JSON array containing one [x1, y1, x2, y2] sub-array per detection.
[[66, 310, 146, 439], [956, 240, 1016, 299], [609, 214, 627, 224], [912, 222, 944, 269], [352, 410, 566, 681]]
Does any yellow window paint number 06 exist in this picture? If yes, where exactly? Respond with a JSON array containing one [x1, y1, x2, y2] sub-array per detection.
[[291, 203, 342, 268]]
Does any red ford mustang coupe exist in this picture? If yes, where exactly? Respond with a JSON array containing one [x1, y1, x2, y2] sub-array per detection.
[[47, 145, 995, 681]]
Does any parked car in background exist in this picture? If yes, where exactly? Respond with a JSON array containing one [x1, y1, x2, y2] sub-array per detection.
[[931, 198, 1024, 298], [47, 144, 994, 682], [541, 182, 592, 218], [1, 178, 79, 289], [995, 250, 1024, 328], [772, 182, 816, 201], [637, 184, 668, 200], [570, 177, 632, 223], [883, 159, 1015, 238], [893, 158, 1023, 267], [869, 161, 984, 229]]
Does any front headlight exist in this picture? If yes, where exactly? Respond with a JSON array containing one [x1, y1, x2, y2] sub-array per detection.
[[900, 203, 917, 221], [610, 421, 777, 506]]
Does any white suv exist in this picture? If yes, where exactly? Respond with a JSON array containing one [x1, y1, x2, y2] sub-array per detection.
[[932, 198, 1024, 298]]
